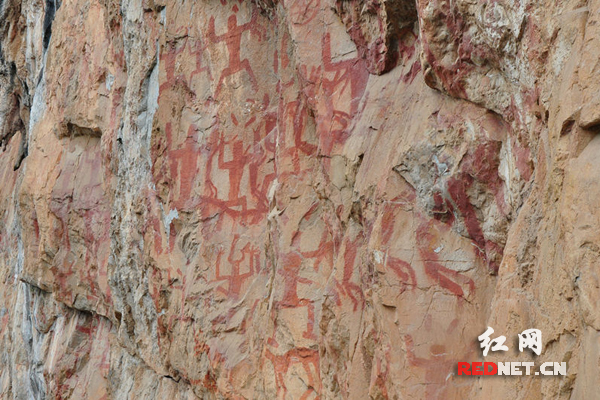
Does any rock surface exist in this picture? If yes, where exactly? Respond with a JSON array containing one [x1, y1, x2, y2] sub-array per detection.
[[0, 0, 597, 398]]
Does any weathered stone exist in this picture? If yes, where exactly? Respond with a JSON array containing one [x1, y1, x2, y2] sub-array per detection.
[[1, 0, 600, 398]]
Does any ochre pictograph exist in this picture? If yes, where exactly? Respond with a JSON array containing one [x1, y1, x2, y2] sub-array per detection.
[[416, 216, 476, 299], [202, 124, 275, 226], [317, 32, 369, 154], [214, 234, 260, 299], [208, 9, 264, 96], [264, 346, 321, 399]]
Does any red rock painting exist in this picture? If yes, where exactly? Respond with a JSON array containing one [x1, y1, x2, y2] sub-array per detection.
[[208, 9, 264, 95]]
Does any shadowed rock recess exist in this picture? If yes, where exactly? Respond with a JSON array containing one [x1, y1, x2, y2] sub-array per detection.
[[0, 0, 598, 398]]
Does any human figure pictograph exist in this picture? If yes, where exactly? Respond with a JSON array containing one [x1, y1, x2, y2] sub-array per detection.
[[208, 10, 263, 96]]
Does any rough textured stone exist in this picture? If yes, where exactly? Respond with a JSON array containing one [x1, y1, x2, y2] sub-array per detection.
[[1, 0, 599, 398]]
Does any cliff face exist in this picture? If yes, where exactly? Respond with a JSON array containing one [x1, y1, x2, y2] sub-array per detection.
[[0, 0, 597, 398]]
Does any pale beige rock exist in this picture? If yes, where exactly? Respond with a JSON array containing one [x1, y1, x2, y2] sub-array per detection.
[[2, 0, 600, 398]]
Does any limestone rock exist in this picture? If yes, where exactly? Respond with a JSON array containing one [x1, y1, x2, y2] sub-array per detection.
[[0, 0, 599, 398]]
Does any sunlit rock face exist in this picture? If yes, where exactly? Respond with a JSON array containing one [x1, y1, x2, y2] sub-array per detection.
[[0, 0, 598, 398]]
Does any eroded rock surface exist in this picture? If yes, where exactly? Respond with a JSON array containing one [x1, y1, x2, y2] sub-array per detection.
[[0, 0, 598, 398]]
